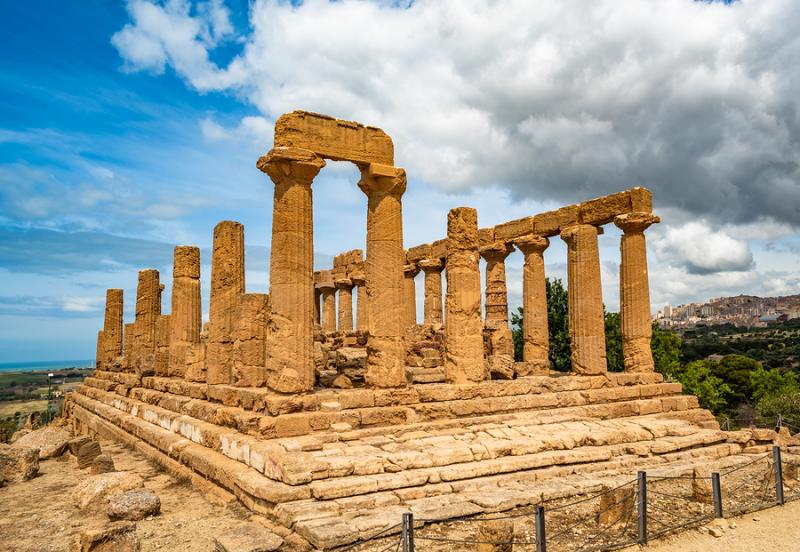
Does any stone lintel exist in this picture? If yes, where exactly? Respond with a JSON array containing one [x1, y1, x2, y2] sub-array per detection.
[[273, 110, 394, 166], [418, 257, 445, 271], [334, 278, 353, 289]]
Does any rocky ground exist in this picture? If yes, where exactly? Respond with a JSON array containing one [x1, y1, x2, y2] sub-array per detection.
[[0, 437, 260, 551], [3, 430, 800, 551]]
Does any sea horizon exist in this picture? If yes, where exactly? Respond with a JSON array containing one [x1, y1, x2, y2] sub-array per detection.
[[0, 359, 94, 373]]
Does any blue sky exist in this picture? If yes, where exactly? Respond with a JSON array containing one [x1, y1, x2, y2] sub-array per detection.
[[1, 0, 799, 362]]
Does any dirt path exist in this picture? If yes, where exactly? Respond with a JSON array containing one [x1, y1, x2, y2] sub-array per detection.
[[0, 440, 254, 552], [623, 500, 800, 552]]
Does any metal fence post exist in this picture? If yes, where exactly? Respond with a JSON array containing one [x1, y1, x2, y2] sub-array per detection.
[[535, 505, 547, 552], [776, 414, 783, 432], [773, 446, 785, 506], [402, 512, 415, 552], [638, 471, 648, 545], [712, 472, 723, 518]]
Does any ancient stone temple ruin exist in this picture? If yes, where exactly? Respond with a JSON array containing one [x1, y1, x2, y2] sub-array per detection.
[[69, 111, 746, 550]]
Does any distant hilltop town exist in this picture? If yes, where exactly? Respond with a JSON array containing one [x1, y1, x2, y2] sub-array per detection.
[[654, 294, 800, 329]]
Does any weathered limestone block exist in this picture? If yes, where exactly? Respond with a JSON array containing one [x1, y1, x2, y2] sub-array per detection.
[[514, 234, 550, 375], [445, 207, 487, 383], [169, 246, 201, 378], [335, 278, 354, 332], [107, 489, 161, 521], [274, 110, 393, 166], [90, 454, 116, 475], [259, 147, 325, 393], [403, 263, 419, 328], [560, 225, 607, 375], [0, 443, 39, 482], [359, 163, 407, 388], [102, 289, 123, 369], [207, 221, 245, 385], [419, 258, 444, 325], [233, 293, 269, 387], [73, 472, 145, 510], [13, 425, 71, 459], [476, 519, 513, 552], [692, 465, 714, 504], [597, 484, 635, 525], [73, 521, 140, 552], [615, 212, 660, 373], [76, 439, 102, 469], [133, 269, 162, 378]]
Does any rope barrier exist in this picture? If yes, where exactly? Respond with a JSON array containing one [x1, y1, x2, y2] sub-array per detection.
[[720, 453, 770, 476], [648, 488, 698, 503], [546, 479, 637, 512]]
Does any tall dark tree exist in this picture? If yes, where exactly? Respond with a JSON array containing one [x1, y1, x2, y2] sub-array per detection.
[[511, 277, 571, 370], [604, 311, 623, 372]]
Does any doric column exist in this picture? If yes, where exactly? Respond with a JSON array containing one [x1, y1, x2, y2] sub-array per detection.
[[258, 147, 325, 393], [560, 224, 607, 375], [445, 207, 487, 383], [95, 330, 104, 370], [615, 212, 660, 372], [314, 288, 322, 326], [350, 270, 369, 331], [319, 282, 337, 333], [479, 242, 515, 323], [403, 263, 420, 329], [514, 235, 550, 375], [123, 322, 135, 373], [133, 269, 161, 378], [419, 258, 444, 325], [206, 221, 244, 385], [335, 278, 354, 331], [169, 246, 201, 378], [232, 293, 269, 387], [102, 289, 124, 368], [358, 163, 407, 387]]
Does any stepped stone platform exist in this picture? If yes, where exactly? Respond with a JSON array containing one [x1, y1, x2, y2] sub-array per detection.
[[66, 370, 762, 549], [67, 111, 792, 550]]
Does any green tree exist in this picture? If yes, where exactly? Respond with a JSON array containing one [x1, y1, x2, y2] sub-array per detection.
[[651, 322, 684, 379], [546, 277, 571, 371], [715, 354, 761, 406], [749, 365, 798, 404], [604, 311, 623, 372], [511, 307, 524, 361], [509, 277, 571, 370], [677, 360, 732, 415], [756, 392, 800, 424]]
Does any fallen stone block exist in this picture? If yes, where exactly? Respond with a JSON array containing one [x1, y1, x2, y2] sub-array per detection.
[[108, 489, 161, 521], [12, 426, 71, 459], [0, 443, 39, 483], [72, 520, 140, 552], [90, 453, 116, 475], [73, 471, 145, 510], [77, 440, 103, 469]]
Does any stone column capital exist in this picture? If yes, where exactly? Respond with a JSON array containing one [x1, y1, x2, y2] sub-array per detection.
[[478, 241, 515, 262], [614, 212, 660, 234], [350, 272, 366, 286], [418, 257, 445, 272], [560, 224, 603, 243], [358, 163, 406, 198], [513, 234, 549, 255], [316, 282, 336, 293], [334, 278, 353, 290], [257, 146, 325, 185], [403, 263, 420, 277]]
